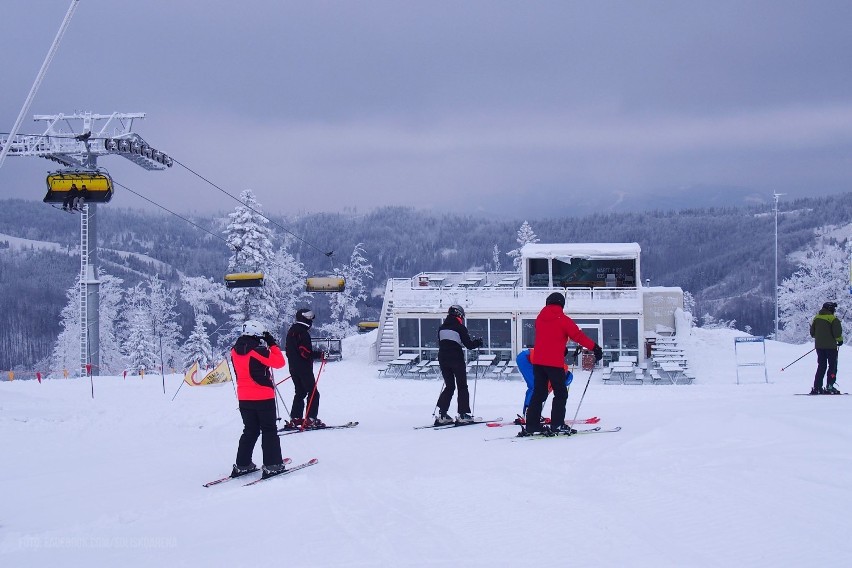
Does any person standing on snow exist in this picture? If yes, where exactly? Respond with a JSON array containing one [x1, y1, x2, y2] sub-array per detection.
[[434, 304, 483, 425], [522, 292, 602, 436], [810, 301, 843, 395], [514, 346, 577, 425], [231, 320, 287, 479], [285, 308, 327, 429]]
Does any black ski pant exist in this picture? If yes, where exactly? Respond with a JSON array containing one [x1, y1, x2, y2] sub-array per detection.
[[437, 359, 471, 415], [525, 364, 569, 433], [814, 348, 839, 389], [290, 368, 320, 419], [236, 399, 283, 467]]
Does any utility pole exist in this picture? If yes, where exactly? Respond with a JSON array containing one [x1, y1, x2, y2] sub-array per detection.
[[773, 192, 784, 339]]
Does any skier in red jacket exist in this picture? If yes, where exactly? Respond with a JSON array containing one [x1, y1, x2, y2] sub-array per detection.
[[231, 320, 287, 479], [522, 292, 603, 436]]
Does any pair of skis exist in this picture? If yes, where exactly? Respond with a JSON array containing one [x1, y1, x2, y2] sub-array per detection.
[[203, 458, 319, 487], [278, 421, 359, 436], [485, 425, 622, 442], [413, 417, 503, 430], [485, 416, 601, 428]]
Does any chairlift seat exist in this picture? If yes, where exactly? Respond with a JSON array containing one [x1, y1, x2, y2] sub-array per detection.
[[44, 170, 114, 204], [306, 276, 346, 292], [224, 272, 265, 288]]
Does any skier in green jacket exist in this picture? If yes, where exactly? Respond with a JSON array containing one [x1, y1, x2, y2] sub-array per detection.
[[810, 301, 843, 395]]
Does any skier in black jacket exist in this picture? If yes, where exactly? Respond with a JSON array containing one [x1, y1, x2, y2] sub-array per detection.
[[434, 304, 483, 425], [284, 308, 327, 429]]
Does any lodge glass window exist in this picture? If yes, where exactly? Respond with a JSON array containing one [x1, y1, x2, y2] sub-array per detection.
[[398, 318, 418, 349], [527, 258, 550, 287]]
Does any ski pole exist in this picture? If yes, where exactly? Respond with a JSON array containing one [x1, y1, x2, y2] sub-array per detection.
[[569, 361, 596, 427], [275, 375, 292, 386], [780, 348, 815, 372], [471, 348, 480, 414], [301, 353, 327, 431], [272, 371, 291, 420]]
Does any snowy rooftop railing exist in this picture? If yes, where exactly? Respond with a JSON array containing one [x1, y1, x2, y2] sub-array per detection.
[[386, 273, 641, 313]]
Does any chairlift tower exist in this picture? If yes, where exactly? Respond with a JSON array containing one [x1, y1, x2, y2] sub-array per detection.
[[0, 112, 172, 376]]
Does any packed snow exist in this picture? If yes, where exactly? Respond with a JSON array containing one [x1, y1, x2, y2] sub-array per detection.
[[1, 327, 851, 567]]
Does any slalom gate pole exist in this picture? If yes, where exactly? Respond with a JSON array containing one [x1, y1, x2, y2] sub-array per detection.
[[569, 365, 596, 427], [780, 348, 815, 372], [301, 354, 327, 431]]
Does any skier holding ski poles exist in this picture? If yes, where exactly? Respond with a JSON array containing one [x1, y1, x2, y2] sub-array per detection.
[[434, 304, 483, 426], [810, 301, 843, 395], [284, 308, 328, 429], [514, 347, 576, 425], [521, 292, 603, 436], [231, 320, 287, 479]]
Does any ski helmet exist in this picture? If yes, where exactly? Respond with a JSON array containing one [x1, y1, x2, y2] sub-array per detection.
[[242, 319, 265, 337], [546, 292, 566, 308], [448, 304, 465, 318], [296, 308, 316, 326], [823, 301, 838, 313]]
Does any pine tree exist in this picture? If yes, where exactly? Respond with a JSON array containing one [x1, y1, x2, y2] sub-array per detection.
[[778, 243, 849, 343], [268, 240, 311, 334], [121, 283, 158, 374], [180, 275, 228, 369], [51, 273, 125, 377], [492, 244, 501, 272], [147, 274, 183, 372], [322, 243, 373, 338], [51, 280, 80, 377], [223, 189, 279, 342], [506, 221, 539, 271], [98, 272, 126, 374]]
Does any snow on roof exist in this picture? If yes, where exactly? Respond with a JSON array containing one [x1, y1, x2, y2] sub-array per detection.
[[521, 242, 641, 258]]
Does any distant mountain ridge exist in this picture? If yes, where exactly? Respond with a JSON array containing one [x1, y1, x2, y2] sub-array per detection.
[[1, 192, 851, 371]]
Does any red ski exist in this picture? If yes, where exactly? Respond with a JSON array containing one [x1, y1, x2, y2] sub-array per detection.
[[486, 416, 600, 427]]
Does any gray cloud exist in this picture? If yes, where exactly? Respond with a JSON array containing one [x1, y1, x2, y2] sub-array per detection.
[[2, 0, 852, 219]]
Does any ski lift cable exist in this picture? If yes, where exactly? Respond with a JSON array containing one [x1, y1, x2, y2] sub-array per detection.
[[169, 157, 334, 261], [114, 180, 230, 246], [6, 131, 340, 266]]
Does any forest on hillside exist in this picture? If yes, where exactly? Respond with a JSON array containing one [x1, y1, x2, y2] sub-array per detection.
[[1, 192, 851, 371]]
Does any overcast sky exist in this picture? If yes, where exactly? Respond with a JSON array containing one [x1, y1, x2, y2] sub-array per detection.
[[2, 0, 852, 219]]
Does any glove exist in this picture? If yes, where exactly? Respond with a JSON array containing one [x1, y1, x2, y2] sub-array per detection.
[[592, 344, 604, 362], [473, 338, 484, 349], [262, 332, 277, 347], [838, 340, 844, 347]]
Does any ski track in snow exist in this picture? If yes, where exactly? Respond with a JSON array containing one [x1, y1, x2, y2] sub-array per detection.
[[1, 328, 851, 566]]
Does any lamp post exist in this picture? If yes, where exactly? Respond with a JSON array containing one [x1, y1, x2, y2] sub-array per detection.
[[773, 192, 784, 339]]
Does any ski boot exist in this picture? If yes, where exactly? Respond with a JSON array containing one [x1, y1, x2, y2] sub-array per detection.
[[809, 386, 825, 395], [305, 418, 327, 429], [456, 413, 474, 425], [825, 384, 841, 395], [231, 462, 258, 478], [434, 412, 454, 426], [553, 424, 577, 436], [261, 462, 287, 479]]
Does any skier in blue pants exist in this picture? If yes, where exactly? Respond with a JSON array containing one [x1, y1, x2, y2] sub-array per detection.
[[514, 347, 575, 425]]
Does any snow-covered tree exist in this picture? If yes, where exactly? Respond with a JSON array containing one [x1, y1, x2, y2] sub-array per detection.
[[778, 243, 849, 343], [51, 272, 125, 377], [321, 243, 373, 338], [147, 274, 183, 372], [98, 272, 126, 374], [491, 244, 501, 272], [268, 241, 311, 333], [121, 283, 158, 374], [223, 189, 279, 339], [51, 280, 80, 377], [180, 275, 228, 369], [507, 221, 539, 271]]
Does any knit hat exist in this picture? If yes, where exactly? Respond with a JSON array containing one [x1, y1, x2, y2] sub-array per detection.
[[545, 292, 565, 308]]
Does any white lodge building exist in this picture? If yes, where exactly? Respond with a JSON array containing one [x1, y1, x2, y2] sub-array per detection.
[[372, 243, 685, 366]]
